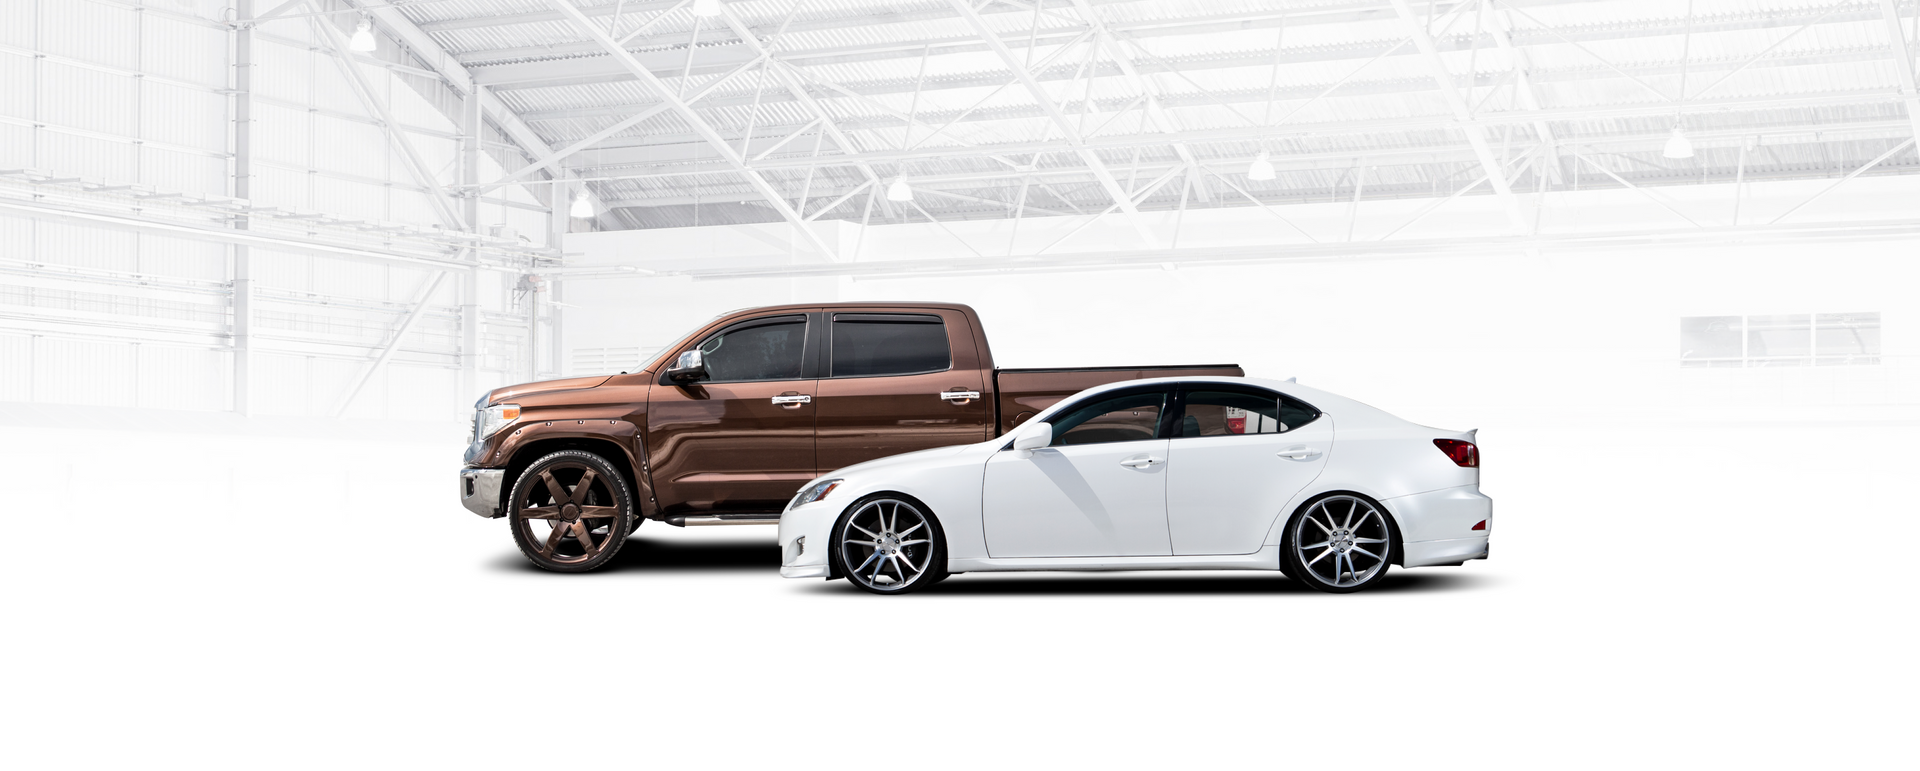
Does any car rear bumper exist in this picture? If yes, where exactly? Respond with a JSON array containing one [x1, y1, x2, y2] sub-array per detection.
[[459, 468, 505, 518], [1402, 536, 1489, 567]]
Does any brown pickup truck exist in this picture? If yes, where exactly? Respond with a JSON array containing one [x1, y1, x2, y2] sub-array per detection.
[[458, 302, 1241, 572]]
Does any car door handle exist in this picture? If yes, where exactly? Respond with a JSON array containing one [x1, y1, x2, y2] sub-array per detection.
[[940, 389, 980, 403], [1119, 456, 1164, 468], [1277, 447, 1322, 460], [771, 394, 812, 407]]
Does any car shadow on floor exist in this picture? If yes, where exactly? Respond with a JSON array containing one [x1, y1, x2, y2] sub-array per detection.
[[487, 535, 780, 574], [799, 570, 1489, 596]]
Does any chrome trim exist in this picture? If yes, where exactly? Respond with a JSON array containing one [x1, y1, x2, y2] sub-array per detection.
[[770, 394, 813, 405], [459, 468, 506, 519], [940, 389, 981, 403], [668, 514, 782, 526]]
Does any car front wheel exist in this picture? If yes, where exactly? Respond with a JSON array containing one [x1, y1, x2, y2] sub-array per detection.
[[1283, 494, 1393, 593], [832, 495, 947, 595]]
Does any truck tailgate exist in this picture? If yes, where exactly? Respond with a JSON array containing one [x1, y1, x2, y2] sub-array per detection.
[[992, 364, 1243, 436]]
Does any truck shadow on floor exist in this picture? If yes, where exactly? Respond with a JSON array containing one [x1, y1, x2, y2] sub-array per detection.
[[803, 571, 1487, 596], [490, 535, 779, 574]]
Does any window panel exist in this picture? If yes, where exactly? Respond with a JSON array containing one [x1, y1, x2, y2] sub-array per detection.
[[698, 319, 806, 382], [1047, 391, 1166, 446], [1180, 390, 1317, 437], [830, 316, 950, 378]]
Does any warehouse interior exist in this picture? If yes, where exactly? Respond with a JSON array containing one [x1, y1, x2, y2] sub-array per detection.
[[4, 0, 1913, 767]]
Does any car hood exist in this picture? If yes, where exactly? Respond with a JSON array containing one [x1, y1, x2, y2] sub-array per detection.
[[829, 444, 973, 478], [483, 375, 611, 406]]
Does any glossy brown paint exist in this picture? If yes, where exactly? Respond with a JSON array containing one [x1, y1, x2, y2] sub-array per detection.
[[466, 302, 1241, 520]]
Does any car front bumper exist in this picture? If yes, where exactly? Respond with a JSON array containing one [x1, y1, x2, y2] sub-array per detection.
[[778, 501, 838, 579], [459, 468, 505, 518]]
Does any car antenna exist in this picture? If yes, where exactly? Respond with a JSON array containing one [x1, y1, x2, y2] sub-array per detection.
[[1285, 376, 1297, 383]]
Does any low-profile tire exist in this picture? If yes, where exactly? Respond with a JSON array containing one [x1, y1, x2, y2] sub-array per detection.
[[1282, 493, 1393, 594], [829, 493, 947, 595], [507, 450, 634, 573]]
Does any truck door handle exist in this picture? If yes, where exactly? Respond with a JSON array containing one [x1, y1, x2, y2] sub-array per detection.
[[939, 390, 980, 404], [1119, 455, 1164, 468], [1277, 446, 1322, 460], [771, 394, 812, 407]]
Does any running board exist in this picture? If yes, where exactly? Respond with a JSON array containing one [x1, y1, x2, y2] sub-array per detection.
[[664, 514, 782, 527]]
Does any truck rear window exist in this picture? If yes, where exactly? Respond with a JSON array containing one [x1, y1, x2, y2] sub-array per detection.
[[831, 314, 951, 377]]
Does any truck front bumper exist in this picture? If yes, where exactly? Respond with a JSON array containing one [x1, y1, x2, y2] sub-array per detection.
[[459, 468, 506, 518]]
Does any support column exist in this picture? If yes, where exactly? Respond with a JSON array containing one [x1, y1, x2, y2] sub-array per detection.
[[459, 90, 482, 399], [232, 0, 255, 416]]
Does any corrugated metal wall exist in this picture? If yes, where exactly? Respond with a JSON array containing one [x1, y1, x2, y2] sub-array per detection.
[[0, 0, 552, 421]]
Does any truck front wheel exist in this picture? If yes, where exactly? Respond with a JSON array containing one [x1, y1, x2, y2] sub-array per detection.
[[507, 450, 634, 573]]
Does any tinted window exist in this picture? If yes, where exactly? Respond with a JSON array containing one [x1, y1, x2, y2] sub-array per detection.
[[1048, 391, 1167, 446], [831, 315, 950, 377], [698, 319, 805, 382], [1179, 390, 1318, 437]]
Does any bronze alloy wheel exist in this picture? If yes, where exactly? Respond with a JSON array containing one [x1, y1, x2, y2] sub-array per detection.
[[508, 450, 633, 573]]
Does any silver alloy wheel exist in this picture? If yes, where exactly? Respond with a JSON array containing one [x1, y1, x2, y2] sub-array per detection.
[[1293, 495, 1391, 589], [839, 498, 934, 592]]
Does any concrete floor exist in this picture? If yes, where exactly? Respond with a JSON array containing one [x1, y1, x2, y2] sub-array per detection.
[[2, 415, 1909, 768]]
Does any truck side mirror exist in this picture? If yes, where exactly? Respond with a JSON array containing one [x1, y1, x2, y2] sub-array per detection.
[[1011, 422, 1052, 456], [666, 349, 707, 382]]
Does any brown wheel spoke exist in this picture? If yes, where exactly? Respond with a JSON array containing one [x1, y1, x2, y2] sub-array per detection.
[[521, 506, 565, 520], [542, 523, 567, 555], [539, 470, 569, 504], [573, 521, 595, 552], [571, 470, 598, 505], [576, 506, 619, 519]]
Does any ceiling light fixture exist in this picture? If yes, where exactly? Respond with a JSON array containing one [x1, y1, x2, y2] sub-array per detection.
[[1247, 150, 1276, 181], [691, 0, 724, 18], [1663, 126, 1695, 159], [349, 19, 378, 53], [570, 190, 594, 219], [886, 177, 913, 202]]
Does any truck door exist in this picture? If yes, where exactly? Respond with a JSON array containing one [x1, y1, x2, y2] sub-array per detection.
[[813, 309, 990, 472], [645, 313, 818, 515]]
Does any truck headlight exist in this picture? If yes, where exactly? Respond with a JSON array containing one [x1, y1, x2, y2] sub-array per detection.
[[474, 402, 521, 441], [788, 478, 842, 510]]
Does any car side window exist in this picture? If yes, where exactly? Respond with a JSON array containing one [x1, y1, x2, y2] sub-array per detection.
[[1046, 390, 1168, 446], [697, 317, 806, 382], [1178, 389, 1319, 437], [830, 314, 951, 378]]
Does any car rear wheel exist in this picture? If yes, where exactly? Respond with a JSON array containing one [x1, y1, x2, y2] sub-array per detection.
[[832, 495, 947, 595], [1283, 494, 1392, 593], [507, 450, 633, 573]]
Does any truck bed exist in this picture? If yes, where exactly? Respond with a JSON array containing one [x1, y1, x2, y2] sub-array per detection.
[[991, 364, 1244, 436]]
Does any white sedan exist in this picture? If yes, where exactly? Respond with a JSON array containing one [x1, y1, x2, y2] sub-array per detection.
[[777, 376, 1491, 594]]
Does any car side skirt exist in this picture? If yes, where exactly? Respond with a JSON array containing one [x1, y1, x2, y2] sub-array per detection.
[[948, 545, 1282, 573]]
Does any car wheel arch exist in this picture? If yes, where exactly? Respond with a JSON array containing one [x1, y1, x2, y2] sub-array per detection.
[[1267, 489, 1406, 567], [827, 490, 948, 582]]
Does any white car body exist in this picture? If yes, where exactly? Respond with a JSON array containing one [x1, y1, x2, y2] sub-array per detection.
[[778, 376, 1490, 585]]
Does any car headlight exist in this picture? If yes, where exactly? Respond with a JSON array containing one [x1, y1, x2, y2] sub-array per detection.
[[473, 402, 521, 441], [788, 478, 842, 511]]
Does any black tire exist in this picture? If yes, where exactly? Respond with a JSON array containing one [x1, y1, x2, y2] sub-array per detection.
[[1281, 493, 1394, 594], [829, 493, 948, 595], [507, 450, 634, 573]]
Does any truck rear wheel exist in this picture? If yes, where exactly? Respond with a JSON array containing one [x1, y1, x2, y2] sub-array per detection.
[[507, 450, 633, 573]]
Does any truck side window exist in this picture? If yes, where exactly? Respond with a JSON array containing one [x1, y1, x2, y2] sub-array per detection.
[[698, 318, 806, 382], [831, 314, 951, 377], [1047, 390, 1167, 446], [1178, 390, 1319, 437]]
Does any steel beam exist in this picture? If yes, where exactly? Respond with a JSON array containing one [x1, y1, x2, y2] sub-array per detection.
[[1390, 0, 1529, 231], [543, 0, 839, 259], [1881, 0, 1920, 143], [947, 0, 1158, 247], [1484, 1, 1563, 184], [234, 0, 257, 416]]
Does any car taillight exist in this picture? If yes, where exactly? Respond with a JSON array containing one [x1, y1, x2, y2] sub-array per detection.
[[1433, 439, 1478, 468]]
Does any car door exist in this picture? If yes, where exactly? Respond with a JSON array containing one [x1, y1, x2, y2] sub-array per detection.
[[1163, 387, 1332, 555], [982, 386, 1175, 558], [645, 313, 819, 515], [813, 309, 990, 472]]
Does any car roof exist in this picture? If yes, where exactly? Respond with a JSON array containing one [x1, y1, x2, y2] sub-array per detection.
[[1035, 375, 1405, 427]]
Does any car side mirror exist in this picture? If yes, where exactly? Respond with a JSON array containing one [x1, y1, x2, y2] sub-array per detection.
[[1011, 422, 1052, 456], [666, 349, 707, 382]]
